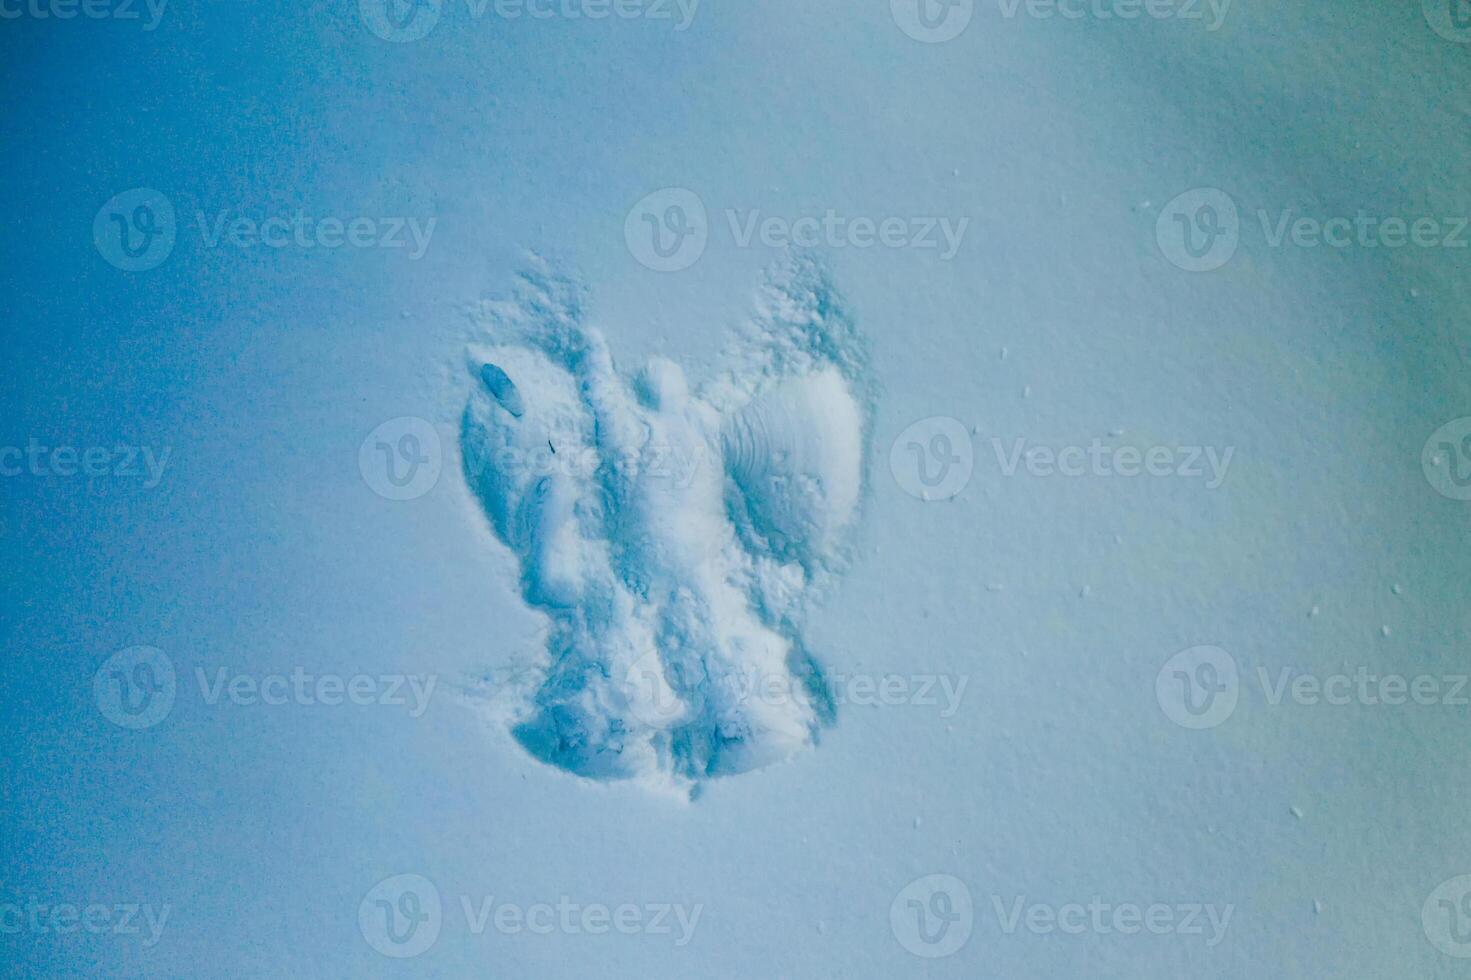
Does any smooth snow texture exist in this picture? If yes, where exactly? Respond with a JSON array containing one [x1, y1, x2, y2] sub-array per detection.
[[460, 260, 870, 790]]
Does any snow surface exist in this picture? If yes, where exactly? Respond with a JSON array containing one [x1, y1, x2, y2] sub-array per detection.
[[4, 1, 1471, 978]]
